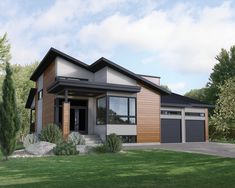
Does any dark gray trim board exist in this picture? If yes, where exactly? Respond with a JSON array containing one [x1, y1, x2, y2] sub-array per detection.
[[47, 77, 141, 94], [25, 88, 37, 109]]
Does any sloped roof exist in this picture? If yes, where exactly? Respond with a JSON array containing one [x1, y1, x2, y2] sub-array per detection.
[[161, 93, 214, 108], [30, 48, 170, 95]]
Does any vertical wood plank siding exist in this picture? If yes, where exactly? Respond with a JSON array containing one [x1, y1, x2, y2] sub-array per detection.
[[62, 102, 70, 138], [205, 108, 209, 142], [137, 85, 161, 143], [42, 62, 55, 128]]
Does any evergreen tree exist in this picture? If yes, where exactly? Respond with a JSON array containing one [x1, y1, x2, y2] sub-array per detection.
[[0, 62, 20, 160]]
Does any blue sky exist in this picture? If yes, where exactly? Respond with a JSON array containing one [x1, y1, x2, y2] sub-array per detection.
[[1, 0, 235, 94]]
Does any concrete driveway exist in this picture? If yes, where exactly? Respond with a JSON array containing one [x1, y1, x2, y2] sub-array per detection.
[[123, 142, 235, 158]]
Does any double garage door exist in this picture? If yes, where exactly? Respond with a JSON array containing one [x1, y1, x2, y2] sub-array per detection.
[[161, 119, 205, 143]]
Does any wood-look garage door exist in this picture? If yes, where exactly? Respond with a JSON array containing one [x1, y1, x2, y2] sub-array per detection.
[[186, 120, 205, 142], [161, 119, 181, 143]]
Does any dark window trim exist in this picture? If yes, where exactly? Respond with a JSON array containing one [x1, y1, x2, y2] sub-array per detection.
[[107, 95, 137, 125], [96, 96, 107, 125]]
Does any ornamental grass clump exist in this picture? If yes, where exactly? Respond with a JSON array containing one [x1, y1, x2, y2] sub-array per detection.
[[53, 141, 78, 155], [104, 133, 122, 153], [40, 123, 62, 144]]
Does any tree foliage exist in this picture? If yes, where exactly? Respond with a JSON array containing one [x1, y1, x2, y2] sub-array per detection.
[[184, 88, 207, 103], [12, 63, 38, 138], [210, 77, 235, 140], [0, 63, 20, 160], [160, 85, 171, 92], [0, 63, 38, 139], [0, 33, 11, 71], [206, 46, 235, 104]]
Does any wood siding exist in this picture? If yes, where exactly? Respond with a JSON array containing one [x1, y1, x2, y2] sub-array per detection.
[[137, 85, 161, 143], [62, 102, 70, 138], [42, 62, 55, 128]]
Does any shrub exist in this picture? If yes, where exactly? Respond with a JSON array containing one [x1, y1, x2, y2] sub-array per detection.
[[53, 141, 78, 155], [23, 133, 38, 148], [104, 133, 122, 153], [68, 132, 85, 145], [40, 123, 62, 144], [93, 145, 107, 153]]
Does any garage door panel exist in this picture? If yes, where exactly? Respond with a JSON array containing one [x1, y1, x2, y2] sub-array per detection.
[[186, 120, 205, 142], [161, 119, 181, 143]]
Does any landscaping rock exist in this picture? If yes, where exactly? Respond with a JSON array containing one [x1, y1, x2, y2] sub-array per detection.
[[76, 145, 89, 154], [25, 141, 56, 155]]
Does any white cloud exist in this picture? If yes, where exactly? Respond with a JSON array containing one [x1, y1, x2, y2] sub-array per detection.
[[167, 82, 187, 93], [78, 1, 235, 73]]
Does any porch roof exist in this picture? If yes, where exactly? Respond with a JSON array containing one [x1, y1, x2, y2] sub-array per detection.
[[47, 77, 141, 96]]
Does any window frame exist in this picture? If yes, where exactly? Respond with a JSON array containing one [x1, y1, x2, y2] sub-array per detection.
[[107, 96, 137, 125], [96, 96, 107, 125]]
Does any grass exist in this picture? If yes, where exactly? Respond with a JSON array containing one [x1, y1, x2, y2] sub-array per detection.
[[0, 150, 235, 188]]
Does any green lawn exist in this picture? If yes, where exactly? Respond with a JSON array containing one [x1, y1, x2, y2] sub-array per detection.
[[0, 150, 235, 188]]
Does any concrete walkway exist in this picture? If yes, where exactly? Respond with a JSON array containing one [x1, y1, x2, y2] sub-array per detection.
[[123, 142, 235, 158]]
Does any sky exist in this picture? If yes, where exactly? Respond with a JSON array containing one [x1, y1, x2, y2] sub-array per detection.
[[1, 0, 235, 94]]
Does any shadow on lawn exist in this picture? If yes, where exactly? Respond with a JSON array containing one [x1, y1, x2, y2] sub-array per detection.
[[0, 150, 235, 188]]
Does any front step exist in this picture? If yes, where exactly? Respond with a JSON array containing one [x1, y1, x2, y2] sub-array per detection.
[[82, 135, 102, 145]]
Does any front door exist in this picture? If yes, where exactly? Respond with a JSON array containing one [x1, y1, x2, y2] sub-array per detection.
[[70, 108, 88, 134]]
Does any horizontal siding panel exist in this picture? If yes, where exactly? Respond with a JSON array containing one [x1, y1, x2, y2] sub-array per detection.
[[137, 84, 161, 143]]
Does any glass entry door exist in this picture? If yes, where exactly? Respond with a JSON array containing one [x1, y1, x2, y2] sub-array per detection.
[[70, 108, 88, 134]]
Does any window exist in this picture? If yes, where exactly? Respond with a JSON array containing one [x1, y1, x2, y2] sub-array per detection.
[[38, 89, 43, 100], [161, 110, 181, 115], [96, 97, 107, 125], [119, 135, 137, 143], [185, 112, 205, 117], [96, 96, 137, 125], [108, 97, 136, 124]]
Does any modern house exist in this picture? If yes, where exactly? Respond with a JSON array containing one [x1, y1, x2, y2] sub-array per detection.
[[26, 48, 211, 143]]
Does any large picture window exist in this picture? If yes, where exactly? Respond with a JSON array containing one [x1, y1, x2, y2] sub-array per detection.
[[96, 96, 137, 125], [108, 96, 136, 124], [96, 97, 107, 125]]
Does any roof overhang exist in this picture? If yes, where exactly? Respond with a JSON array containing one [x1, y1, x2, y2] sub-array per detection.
[[47, 78, 141, 96], [30, 48, 89, 81], [89, 57, 171, 95], [161, 93, 215, 108], [25, 88, 37, 109]]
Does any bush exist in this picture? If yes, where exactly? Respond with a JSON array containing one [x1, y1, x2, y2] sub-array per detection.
[[68, 132, 85, 145], [23, 133, 38, 148], [53, 141, 78, 155], [40, 123, 62, 144], [93, 145, 107, 153], [104, 133, 122, 153]]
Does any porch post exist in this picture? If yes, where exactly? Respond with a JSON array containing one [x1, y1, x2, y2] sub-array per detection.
[[62, 89, 70, 138], [205, 108, 209, 142]]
